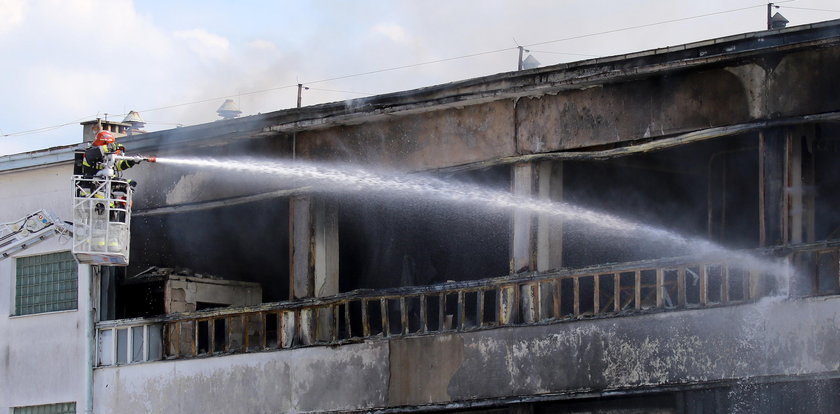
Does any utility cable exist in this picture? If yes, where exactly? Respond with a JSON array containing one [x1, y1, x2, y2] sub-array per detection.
[[140, 2, 779, 109], [522, 3, 769, 49], [526, 50, 601, 57], [304, 47, 517, 86], [1, 114, 100, 138], [305, 87, 373, 96], [781, 6, 840, 13], [0, 2, 801, 139], [135, 84, 298, 114]]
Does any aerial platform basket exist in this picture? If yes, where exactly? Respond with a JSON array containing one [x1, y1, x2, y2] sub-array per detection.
[[72, 176, 134, 266]]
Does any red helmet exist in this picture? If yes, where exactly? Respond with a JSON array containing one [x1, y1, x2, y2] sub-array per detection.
[[93, 131, 115, 146]]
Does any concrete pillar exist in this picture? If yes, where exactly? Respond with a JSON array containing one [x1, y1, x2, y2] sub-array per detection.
[[787, 126, 817, 298], [510, 161, 563, 274], [290, 195, 339, 343], [760, 127, 817, 297], [289, 195, 339, 299], [759, 129, 786, 247], [759, 127, 817, 243], [788, 125, 816, 245]]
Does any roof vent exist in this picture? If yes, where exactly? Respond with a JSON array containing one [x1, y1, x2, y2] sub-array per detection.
[[123, 111, 146, 128], [217, 99, 242, 120], [522, 54, 541, 70], [771, 12, 789, 29]]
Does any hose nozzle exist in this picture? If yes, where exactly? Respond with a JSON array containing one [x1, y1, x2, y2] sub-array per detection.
[[116, 155, 157, 164]]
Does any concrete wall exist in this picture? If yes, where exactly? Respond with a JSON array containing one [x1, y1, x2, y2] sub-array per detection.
[[94, 341, 389, 413], [165, 276, 262, 313], [0, 162, 92, 411], [94, 295, 840, 413], [296, 100, 516, 171]]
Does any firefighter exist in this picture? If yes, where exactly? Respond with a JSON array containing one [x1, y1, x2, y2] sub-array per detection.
[[82, 131, 140, 177], [114, 143, 141, 173], [81, 130, 116, 177], [79, 131, 138, 220]]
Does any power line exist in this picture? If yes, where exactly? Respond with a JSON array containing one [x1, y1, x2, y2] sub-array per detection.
[[1, 114, 99, 138], [306, 4, 772, 85], [304, 47, 517, 86], [523, 3, 769, 49], [144, 122, 185, 127], [0, 2, 798, 140], [305, 87, 374, 96], [130, 2, 788, 107], [527, 50, 601, 57], [781, 6, 840, 13], [136, 84, 298, 114]]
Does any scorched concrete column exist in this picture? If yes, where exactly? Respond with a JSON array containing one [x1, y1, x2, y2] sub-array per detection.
[[510, 161, 563, 274], [759, 127, 817, 297], [289, 195, 339, 299], [759, 129, 786, 248], [787, 125, 816, 245]]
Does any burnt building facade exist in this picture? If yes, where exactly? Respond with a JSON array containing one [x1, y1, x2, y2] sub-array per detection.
[[56, 19, 840, 413]]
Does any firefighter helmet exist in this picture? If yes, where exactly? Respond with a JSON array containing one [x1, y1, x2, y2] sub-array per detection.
[[93, 131, 115, 146]]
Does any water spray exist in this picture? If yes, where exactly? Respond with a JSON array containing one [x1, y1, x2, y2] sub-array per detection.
[[150, 156, 792, 282]]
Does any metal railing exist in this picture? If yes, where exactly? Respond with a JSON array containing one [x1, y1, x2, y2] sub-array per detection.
[[96, 242, 840, 365]]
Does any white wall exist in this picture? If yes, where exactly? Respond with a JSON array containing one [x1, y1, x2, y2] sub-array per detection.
[[94, 341, 389, 414], [0, 162, 92, 412]]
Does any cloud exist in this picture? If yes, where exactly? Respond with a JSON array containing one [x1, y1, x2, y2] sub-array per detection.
[[26, 66, 114, 113], [372, 23, 409, 43], [246, 39, 278, 51], [174, 28, 231, 61], [0, 0, 25, 33]]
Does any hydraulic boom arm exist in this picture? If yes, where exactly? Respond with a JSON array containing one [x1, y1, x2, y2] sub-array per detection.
[[0, 210, 73, 260]]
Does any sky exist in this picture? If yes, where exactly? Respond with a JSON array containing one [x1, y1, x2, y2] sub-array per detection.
[[0, 0, 838, 156]]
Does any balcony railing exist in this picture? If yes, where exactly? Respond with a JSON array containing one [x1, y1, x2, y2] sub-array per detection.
[[96, 242, 840, 366]]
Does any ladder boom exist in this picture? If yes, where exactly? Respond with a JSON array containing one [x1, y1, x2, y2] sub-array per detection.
[[0, 210, 72, 260]]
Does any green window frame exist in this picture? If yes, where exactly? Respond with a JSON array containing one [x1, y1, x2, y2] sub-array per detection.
[[12, 402, 76, 414], [15, 251, 78, 316]]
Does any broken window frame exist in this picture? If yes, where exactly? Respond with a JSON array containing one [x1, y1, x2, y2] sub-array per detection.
[[91, 240, 840, 365]]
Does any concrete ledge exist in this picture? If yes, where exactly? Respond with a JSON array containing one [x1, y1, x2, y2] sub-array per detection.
[[93, 295, 840, 413]]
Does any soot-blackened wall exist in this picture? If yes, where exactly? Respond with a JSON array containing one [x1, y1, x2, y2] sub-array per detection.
[[338, 166, 511, 291]]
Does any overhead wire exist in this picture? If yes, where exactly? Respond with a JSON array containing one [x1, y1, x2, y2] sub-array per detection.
[[304, 47, 517, 86], [135, 84, 299, 114], [780, 6, 840, 13], [526, 50, 600, 57], [1, 114, 101, 138], [522, 3, 770, 49], [0, 1, 806, 139], [305, 87, 374, 96]]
